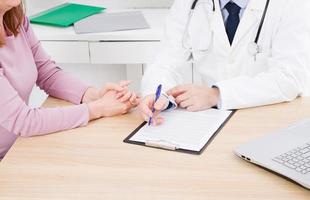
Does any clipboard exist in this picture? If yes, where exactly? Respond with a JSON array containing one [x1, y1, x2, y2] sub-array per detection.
[[124, 110, 236, 155]]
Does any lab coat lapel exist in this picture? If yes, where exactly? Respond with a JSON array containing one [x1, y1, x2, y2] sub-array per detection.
[[212, 0, 231, 51], [188, 0, 215, 51], [231, 0, 266, 50]]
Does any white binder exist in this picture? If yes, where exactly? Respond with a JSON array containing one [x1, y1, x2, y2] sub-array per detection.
[[74, 11, 150, 34]]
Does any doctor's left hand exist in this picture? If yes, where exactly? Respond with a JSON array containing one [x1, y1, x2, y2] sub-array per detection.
[[167, 84, 220, 112]]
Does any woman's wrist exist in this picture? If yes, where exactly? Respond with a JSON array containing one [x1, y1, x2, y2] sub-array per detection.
[[87, 101, 103, 121], [82, 87, 100, 103]]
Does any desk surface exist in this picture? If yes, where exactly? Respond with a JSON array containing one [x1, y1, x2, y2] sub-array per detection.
[[32, 9, 168, 41], [0, 98, 310, 199]]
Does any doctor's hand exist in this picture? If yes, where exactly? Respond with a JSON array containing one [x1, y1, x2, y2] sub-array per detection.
[[87, 90, 139, 120], [167, 84, 220, 112], [138, 94, 169, 126]]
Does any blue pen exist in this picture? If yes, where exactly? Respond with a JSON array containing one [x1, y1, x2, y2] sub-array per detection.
[[148, 84, 162, 126]]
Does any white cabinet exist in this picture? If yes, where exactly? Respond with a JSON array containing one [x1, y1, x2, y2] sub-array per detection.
[[89, 42, 161, 64], [41, 41, 90, 63], [41, 41, 161, 64]]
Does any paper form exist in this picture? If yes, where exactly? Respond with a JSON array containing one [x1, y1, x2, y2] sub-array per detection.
[[130, 109, 233, 152]]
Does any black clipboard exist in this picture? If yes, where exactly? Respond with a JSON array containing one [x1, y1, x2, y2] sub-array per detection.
[[123, 110, 236, 155]]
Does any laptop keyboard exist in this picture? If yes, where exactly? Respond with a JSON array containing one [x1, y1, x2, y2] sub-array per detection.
[[272, 143, 310, 175]]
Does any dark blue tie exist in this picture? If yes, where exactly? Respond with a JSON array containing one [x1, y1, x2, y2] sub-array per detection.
[[225, 2, 241, 45]]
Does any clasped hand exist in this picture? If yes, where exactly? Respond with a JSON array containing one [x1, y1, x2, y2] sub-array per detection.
[[83, 81, 140, 120]]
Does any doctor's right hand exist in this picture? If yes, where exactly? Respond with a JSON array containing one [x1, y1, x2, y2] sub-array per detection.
[[138, 94, 169, 126]]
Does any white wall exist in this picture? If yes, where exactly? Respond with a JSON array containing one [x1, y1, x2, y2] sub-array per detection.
[[25, 0, 173, 15]]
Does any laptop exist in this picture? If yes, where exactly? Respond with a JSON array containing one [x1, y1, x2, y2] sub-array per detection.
[[235, 119, 310, 189]]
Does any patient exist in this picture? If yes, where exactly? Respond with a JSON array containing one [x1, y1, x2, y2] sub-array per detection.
[[0, 0, 139, 159]]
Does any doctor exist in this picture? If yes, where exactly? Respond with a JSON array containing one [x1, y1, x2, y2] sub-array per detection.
[[138, 0, 310, 125]]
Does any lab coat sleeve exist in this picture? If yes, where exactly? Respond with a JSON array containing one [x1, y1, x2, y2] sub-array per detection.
[[141, 0, 193, 96], [215, 1, 310, 110]]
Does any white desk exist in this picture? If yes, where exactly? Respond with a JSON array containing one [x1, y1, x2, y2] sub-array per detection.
[[32, 9, 169, 91]]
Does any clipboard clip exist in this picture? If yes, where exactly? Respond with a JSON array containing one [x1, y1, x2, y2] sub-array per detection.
[[145, 140, 179, 151]]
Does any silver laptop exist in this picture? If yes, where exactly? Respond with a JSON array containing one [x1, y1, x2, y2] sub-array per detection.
[[235, 119, 310, 189]]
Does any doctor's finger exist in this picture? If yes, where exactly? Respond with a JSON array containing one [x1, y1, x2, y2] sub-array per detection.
[[150, 109, 163, 122], [139, 101, 153, 118], [154, 96, 168, 111], [187, 105, 200, 112], [179, 99, 193, 109], [151, 116, 164, 126], [167, 85, 191, 97], [175, 92, 191, 104], [143, 95, 155, 108], [139, 111, 150, 121], [152, 109, 161, 118]]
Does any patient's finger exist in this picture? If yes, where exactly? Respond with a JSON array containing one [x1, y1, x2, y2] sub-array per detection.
[[129, 93, 139, 106], [100, 83, 124, 96], [120, 91, 133, 102], [119, 80, 131, 88]]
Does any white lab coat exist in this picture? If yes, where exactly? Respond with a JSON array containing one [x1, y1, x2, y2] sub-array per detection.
[[141, 0, 310, 110]]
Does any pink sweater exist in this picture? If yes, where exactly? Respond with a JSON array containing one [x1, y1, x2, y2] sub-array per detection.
[[0, 18, 90, 159]]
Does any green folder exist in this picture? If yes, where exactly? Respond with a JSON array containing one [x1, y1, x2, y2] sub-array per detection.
[[30, 3, 106, 27]]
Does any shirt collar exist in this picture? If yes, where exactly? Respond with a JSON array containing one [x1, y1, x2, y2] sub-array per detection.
[[219, 0, 249, 10]]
